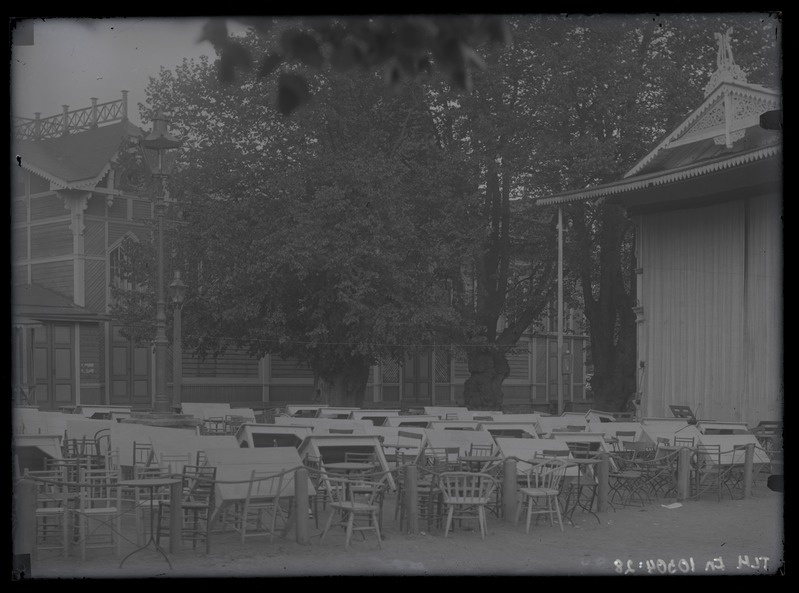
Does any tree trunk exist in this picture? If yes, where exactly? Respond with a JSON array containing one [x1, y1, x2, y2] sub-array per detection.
[[321, 362, 371, 408], [463, 348, 509, 410]]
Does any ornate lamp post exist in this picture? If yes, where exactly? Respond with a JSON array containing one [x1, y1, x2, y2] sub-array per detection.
[[169, 270, 186, 411], [141, 110, 181, 413]]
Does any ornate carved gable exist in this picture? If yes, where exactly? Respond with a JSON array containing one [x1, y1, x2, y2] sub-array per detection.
[[666, 85, 780, 150], [625, 30, 780, 178]]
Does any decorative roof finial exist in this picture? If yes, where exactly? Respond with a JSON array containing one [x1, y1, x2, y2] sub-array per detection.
[[704, 27, 748, 96]]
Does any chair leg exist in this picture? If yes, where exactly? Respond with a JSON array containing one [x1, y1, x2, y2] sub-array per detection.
[[344, 512, 354, 549], [477, 506, 486, 539], [525, 498, 533, 534], [444, 506, 454, 538], [320, 509, 335, 542], [553, 496, 564, 532], [373, 511, 382, 549]]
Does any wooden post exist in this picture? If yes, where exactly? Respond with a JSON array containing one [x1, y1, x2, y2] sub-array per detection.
[[597, 452, 609, 512], [405, 464, 419, 534], [91, 97, 98, 128], [13, 478, 36, 578], [169, 479, 182, 554], [503, 458, 517, 523], [677, 447, 691, 501], [121, 90, 129, 120], [294, 468, 309, 544], [743, 443, 754, 499]]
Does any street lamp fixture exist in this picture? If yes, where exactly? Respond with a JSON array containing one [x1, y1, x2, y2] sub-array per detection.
[[169, 270, 186, 411], [141, 110, 182, 414]]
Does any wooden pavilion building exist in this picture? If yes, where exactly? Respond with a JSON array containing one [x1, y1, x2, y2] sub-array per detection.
[[538, 32, 782, 426]]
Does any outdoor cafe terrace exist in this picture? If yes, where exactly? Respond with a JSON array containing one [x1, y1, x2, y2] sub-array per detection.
[[12, 404, 783, 577]]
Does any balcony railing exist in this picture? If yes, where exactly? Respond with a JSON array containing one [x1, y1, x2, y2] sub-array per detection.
[[13, 91, 128, 141]]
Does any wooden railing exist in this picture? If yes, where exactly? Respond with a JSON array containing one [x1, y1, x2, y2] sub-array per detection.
[[13, 92, 128, 141]]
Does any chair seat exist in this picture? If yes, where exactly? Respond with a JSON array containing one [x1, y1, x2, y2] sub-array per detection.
[[520, 487, 559, 497], [329, 501, 379, 512], [445, 496, 491, 505]]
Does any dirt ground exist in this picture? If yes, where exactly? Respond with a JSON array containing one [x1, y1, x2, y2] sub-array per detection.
[[23, 484, 784, 579]]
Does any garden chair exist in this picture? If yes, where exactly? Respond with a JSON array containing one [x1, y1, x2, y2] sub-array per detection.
[[516, 458, 568, 533], [438, 471, 498, 539]]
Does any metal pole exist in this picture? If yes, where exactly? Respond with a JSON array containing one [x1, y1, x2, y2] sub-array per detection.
[[172, 301, 182, 411], [557, 206, 564, 415], [153, 169, 169, 413]]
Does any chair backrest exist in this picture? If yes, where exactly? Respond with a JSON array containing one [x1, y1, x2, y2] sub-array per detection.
[[246, 470, 287, 503], [565, 441, 600, 459], [319, 475, 352, 505], [615, 430, 637, 441], [469, 444, 495, 457], [694, 444, 721, 466], [438, 472, 497, 503], [424, 447, 460, 471], [78, 467, 120, 509], [623, 441, 655, 459], [183, 465, 217, 504], [525, 459, 568, 491], [25, 467, 70, 507], [133, 441, 154, 467], [673, 436, 695, 448], [344, 451, 377, 464], [160, 452, 193, 476]]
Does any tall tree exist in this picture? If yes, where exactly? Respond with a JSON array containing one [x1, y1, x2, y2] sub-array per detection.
[[117, 28, 479, 407]]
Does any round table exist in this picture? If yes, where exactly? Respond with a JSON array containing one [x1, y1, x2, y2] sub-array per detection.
[[118, 477, 181, 569]]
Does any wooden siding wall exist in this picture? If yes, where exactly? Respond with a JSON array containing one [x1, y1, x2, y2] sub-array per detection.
[[31, 222, 72, 258], [640, 195, 781, 426], [13, 228, 27, 260], [744, 193, 783, 423], [31, 261, 74, 299], [29, 194, 63, 220]]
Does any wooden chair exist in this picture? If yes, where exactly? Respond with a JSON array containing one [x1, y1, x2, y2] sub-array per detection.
[[673, 436, 696, 449], [155, 465, 217, 553], [72, 467, 121, 560], [439, 472, 498, 539], [238, 470, 289, 542], [304, 455, 329, 529], [130, 465, 170, 546], [159, 452, 193, 477], [26, 467, 71, 559], [691, 444, 726, 501], [320, 476, 386, 549], [613, 431, 637, 451], [516, 459, 568, 533]]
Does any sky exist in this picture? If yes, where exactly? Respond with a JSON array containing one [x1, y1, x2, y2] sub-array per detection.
[[10, 17, 234, 128]]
